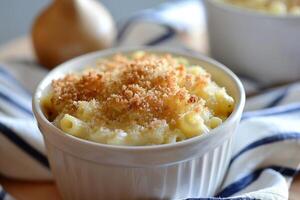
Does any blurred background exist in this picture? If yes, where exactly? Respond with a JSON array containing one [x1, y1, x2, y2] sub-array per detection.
[[0, 0, 164, 44]]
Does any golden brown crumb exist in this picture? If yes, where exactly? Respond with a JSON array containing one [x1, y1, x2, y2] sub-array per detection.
[[50, 53, 210, 126]]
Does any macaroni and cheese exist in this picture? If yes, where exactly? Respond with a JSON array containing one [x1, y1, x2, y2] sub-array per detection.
[[222, 0, 300, 15], [42, 52, 234, 146]]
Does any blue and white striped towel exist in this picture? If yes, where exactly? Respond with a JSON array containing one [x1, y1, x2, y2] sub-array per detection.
[[0, 0, 300, 199]]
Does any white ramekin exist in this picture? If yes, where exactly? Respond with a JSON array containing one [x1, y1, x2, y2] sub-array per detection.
[[33, 47, 245, 200], [205, 0, 300, 86]]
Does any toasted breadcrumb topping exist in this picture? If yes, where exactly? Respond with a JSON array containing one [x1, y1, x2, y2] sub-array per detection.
[[49, 53, 212, 128]]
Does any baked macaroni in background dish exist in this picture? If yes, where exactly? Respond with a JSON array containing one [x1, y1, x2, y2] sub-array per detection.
[[222, 0, 300, 15], [41, 52, 234, 146]]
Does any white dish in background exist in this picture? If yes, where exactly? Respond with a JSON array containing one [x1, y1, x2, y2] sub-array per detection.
[[33, 47, 245, 200], [205, 0, 300, 86]]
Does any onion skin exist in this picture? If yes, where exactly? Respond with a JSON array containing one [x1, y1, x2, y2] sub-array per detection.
[[31, 0, 116, 69]]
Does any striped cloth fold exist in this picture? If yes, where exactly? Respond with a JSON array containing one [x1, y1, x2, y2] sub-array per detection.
[[0, 185, 14, 200], [0, 0, 300, 200]]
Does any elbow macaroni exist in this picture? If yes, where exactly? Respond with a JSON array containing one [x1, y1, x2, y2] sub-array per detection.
[[60, 114, 88, 139], [42, 52, 235, 146], [177, 111, 210, 138]]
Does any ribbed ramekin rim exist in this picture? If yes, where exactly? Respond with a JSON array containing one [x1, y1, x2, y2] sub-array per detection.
[[32, 46, 245, 152]]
